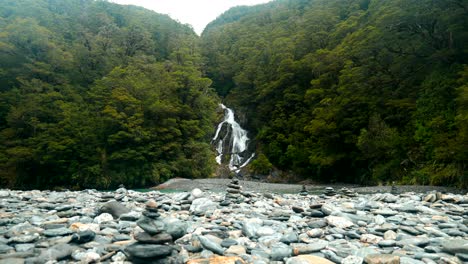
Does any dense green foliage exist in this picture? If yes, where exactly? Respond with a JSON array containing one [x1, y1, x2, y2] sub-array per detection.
[[0, 0, 218, 189], [201, 0, 468, 187]]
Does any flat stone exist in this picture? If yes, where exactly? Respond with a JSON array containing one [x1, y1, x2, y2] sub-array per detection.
[[8, 234, 39, 244], [221, 238, 238, 248], [286, 255, 334, 264], [292, 240, 328, 255], [374, 209, 398, 217], [308, 210, 325, 217], [0, 244, 14, 254], [14, 244, 35, 252], [0, 190, 10, 198], [378, 240, 396, 247], [119, 211, 141, 221], [270, 244, 292, 261], [326, 216, 354, 229], [396, 237, 430, 248], [307, 229, 324, 238], [225, 245, 246, 255], [136, 217, 165, 235], [93, 213, 113, 224], [163, 217, 187, 240], [134, 231, 172, 244], [43, 227, 73, 237], [0, 258, 24, 264], [187, 256, 246, 264], [442, 239, 468, 254], [341, 255, 364, 264], [364, 254, 400, 264], [190, 198, 217, 216], [198, 235, 225, 255], [124, 243, 172, 258], [38, 244, 76, 261], [256, 226, 276, 237], [308, 220, 327, 228]]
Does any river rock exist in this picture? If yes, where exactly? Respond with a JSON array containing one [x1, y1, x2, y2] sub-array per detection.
[[124, 244, 173, 258], [198, 235, 225, 255], [225, 245, 246, 255], [270, 244, 292, 261], [286, 255, 334, 264], [69, 230, 96, 244], [136, 217, 165, 235], [43, 227, 73, 237], [442, 239, 468, 254], [190, 198, 217, 216], [93, 213, 113, 224], [364, 254, 400, 264], [341, 255, 364, 264], [326, 216, 354, 229], [98, 201, 130, 218]]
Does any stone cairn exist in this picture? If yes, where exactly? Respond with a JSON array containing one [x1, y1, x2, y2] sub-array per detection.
[[299, 184, 308, 196], [323, 186, 337, 196], [391, 182, 398, 194], [124, 199, 184, 263], [339, 187, 357, 197], [220, 178, 242, 206]]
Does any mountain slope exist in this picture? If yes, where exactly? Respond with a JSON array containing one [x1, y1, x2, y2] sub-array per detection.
[[0, 0, 218, 189], [201, 0, 468, 186]]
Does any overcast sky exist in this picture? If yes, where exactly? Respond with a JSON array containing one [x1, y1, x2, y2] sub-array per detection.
[[110, 0, 272, 35]]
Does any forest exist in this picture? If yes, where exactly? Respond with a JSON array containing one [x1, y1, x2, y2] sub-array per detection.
[[0, 0, 219, 189], [0, 0, 467, 189], [201, 0, 468, 187]]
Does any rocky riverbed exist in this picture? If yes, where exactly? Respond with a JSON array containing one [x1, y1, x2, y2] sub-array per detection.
[[0, 183, 467, 264]]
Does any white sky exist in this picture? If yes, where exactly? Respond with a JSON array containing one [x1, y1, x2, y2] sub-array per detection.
[[110, 0, 272, 35]]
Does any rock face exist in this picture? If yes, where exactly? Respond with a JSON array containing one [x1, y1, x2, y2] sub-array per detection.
[[0, 187, 466, 263]]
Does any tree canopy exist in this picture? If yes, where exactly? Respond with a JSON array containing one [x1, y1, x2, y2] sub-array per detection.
[[201, 0, 468, 187], [0, 0, 218, 189]]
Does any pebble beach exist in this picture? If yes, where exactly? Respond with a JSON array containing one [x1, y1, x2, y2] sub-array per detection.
[[0, 179, 467, 264]]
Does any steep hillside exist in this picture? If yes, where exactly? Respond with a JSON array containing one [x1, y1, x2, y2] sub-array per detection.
[[201, 0, 468, 186], [0, 0, 219, 189]]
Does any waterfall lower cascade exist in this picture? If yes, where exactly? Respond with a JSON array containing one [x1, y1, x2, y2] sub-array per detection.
[[212, 104, 255, 172]]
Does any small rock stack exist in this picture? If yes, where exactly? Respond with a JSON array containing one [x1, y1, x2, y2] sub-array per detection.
[[114, 184, 127, 201], [391, 183, 398, 194], [299, 185, 308, 196], [340, 187, 357, 197], [99, 192, 115, 203], [125, 199, 185, 263], [221, 178, 242, 206], [323, 187, 336, 197]]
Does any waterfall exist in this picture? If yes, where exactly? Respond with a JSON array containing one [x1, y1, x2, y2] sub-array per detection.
[[212, 104, 254, 172]]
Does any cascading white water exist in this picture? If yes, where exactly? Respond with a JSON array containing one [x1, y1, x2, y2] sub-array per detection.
[[213, 104, 254, 172]]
